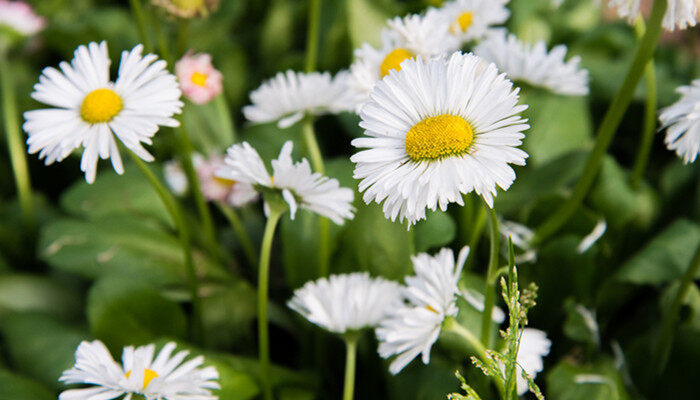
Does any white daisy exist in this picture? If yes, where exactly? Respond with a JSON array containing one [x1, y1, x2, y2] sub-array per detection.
[[510, 328, 551, 395], [659, 79, 700, 163], [0, 0, 45, 38], [288, 272, 403, 334], [607, 0, 697, 31], [474, 31, 589, 96], [59, 340, 219, 400], [23, 41, 183, 183], [217, 140, 355, 224], [242, 70, 353, 129], [348, 12, 457, 112], [377, 246, 469, 374], [351, 52, 529, 225], [429, 0, 510, 44]]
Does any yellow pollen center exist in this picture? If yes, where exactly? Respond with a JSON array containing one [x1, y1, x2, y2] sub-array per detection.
[[172, 0, 205, 12], [405, 114, 473, 161], [191, 71, 208, 87], [426, 305, 439, 314], [125, 368, 159, 389], [451, 11, 474, 34], [80, 88, 123, 124], [380, 48, 415, 78], [213, 176, 235, 187]]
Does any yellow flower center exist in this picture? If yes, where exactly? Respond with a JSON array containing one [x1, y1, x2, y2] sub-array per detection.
[[191, 71, 208, 87], [125, 368, 159, 389], [172, 0, 205, 12], [405, 114, 473, 161], [451, 11, 474, 34], [380, 48, 415, 78], [80, 88, 123, 124], [426, 305, 439, 314], [213, 176, 235, 187]]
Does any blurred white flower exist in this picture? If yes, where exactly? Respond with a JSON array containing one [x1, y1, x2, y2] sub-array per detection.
[[377, 246, 469, 374], [288, 272, 403, 334], [351, 53, 529, 225], [607, 0, 697, 31], [499, 219, 538, 264], [59, 340, 219, 400], [176, 51, 223, 105], [428, 0, 510, 44], [461, 287, 506, 324], [577, 219, 607, 253], [659, 80, 700, 163], [474, 31, 589, 96], [509, 328, 551, 395], [217, 141, 355, 224], [0, 0, 45, 38], [152, 0, 220, 18], [164, 159, 188, 196], [23, 41, 183, 183]]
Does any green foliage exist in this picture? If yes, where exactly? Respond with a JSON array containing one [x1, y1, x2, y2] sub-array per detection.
[[0, 370, 55, 400]]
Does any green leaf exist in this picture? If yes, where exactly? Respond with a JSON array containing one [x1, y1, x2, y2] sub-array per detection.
[[414, 210, 457, 253], [201, 281, 257, 350], [0, 370, 55, 400], [86, 276, 187, 350], [563, 299, 600, 347], [0, 274, 81, 320], [616, 219, 700, 285], [346, 0, 393, 49], [546, 358, 630, 400]]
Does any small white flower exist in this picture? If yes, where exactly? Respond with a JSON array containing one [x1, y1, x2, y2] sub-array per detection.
[[377, 246, 469, 374], [59, 340, 219, 400], [288, 272, 403, 334], [607, 0, 697, 31], [164, 159, 188, 196], [461, 287, 506, 324], [23, 41, 183, 183], [243, 70, 353, 129], [659, 80, 700, 163], [429, 0, 510, 44], [474, 31, 589, 96], [217, 141, 355, 224], [511, 328, 551, 395], [0, 0, 45, 38], [351, 52, 529, 225]]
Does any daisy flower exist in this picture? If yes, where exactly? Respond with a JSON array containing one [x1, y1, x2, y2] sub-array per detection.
[[59, 340, 219, 400], [659, 80, 700, 163], [351, 52, 529, 225], [217, 140, 355, 224], [176, 51, 223, 105], [377, 246, 469, 374], [0, 0, 45, 38], [607, 0, 697, 31], [243, 70, 353, 129], [288, 272, 403, 334], [194, 154, 258, 206], [509, 328, 551, 395], [429, 0, 510, 44], [153, 0, 220, 18], [474, 31, 589, 96], [23, 41, 183, 183]]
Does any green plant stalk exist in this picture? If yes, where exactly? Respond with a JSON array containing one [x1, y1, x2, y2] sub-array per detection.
[[465, 204, 487, 271], [302, 115, 325, 174], [304, 0, 322, 73], [631, 17, 658, 189], [480, 201, 499, 348], [652, 243, 700, 373], [533, 0, 668, 244], [127, 151, 203, 344], [128, 0, 152, 52], [215, 94, 237, 143], [342, 333, 359, 400], [176, 19, 190, 58], [218, 202, 258, 266], [258, 208, 284, 400], [0, 55, 34, 227]]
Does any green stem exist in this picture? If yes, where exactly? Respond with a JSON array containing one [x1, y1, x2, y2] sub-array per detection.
[[304, 0, 322, 73], [318, 217, 331, 277], [215, 94, 237, 143], [301, 115, 325, 174], [218, 202, 258, 266], [532, 0, 668, 244], [630, 17, 658, 189], [176, 19, 190, 58], [258, 208, 284, 400], [652, 243, 700, 373], [127, 152, 203, 344], [0, 54, 34, 227], [465, 204, 487, 271], [480, 200, 499, 348], [128, 0, 152, 52], [342, 333, 359, 400]]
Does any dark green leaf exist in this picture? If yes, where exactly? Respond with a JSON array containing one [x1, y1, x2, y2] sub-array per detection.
[[0, 370, 55, 400], [0, 274, 81, 320]]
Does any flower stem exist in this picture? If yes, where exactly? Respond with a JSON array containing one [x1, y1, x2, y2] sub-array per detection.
[[651, 243, 700, 373], [630, 17, 658, 189], [302, 115, 325, 174], [215, 94, 237, 144], [532, 0, 668, 244], [342, 333, 359, 400], [465, 203, 487, 271], [258, 208, 284, 400], [0, 54, 34, 227], [128, 0, 152, 52], [127, 151, 203, 344], [304, 0, 322, 73], [218, 202, 258, 266], [480, 200, 499, 348]]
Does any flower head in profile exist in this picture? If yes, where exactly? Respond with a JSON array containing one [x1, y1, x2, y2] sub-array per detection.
[[59, 340, 219, 400], [243, 70, 353, 129], [217, 141, 355, 224], [23, 41, 183, 183], [153, 0, 220, 18], [377, 246, 469, 374], [0, 0, 45, 39], [351, 52, 529, 225], [176, 51, 223, 105], [659, 80, 700, 163], [474, 31, 589, 96], [607, 0, 697, 31], [429, 0, 510, 44], [288, 273, 403, 334], [507, 328, 551, 395]]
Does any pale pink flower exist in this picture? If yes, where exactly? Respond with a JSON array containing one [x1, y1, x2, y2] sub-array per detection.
[[194, 154, 258, 207], [176, 52, 223, 105], [0, 0, 45, 37]]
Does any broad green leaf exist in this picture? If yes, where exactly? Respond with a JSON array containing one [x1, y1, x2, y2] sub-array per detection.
[[563, 299, 600, 347], [0, 370, 55, 400], [201, 281, 257, 350], [616, 219, 700, 285], [546, 358, 630, 400], [414, 210, 457, 253], [0, 274, 81, 320]]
